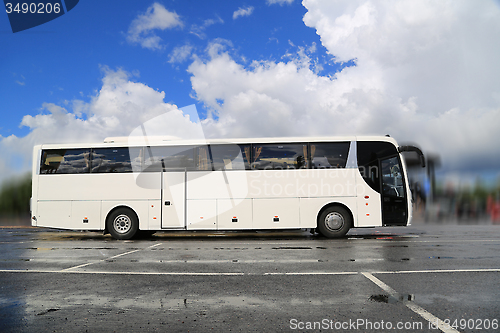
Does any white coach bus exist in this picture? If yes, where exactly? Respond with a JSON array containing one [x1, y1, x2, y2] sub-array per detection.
[[30, 136, 424, 240]]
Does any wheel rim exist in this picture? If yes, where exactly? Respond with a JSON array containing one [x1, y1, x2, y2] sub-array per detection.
[[113, 214, 132, 234], [324, 212, 345, 231]]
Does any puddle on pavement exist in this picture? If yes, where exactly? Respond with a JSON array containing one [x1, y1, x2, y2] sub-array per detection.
[[38, 232, 110, 241], [428, 256, 454, 259], [213, 247, 249, 250], [272, 246, 312, 250], [36, 308, 60, 316], [25, 247, 57, 251], [114, 296, 278, 311], [180, 255, 197, 259], [369, 294, 414, 304], [72, 247, 118, 250], [369, 294, 391, 303], [347, 234, 421, 240]]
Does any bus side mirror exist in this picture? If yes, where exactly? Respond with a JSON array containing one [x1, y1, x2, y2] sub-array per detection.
[[398, 145, 426, 168]]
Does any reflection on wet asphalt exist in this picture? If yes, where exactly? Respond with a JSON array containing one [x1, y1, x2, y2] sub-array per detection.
[[0, 224, 499, 332]]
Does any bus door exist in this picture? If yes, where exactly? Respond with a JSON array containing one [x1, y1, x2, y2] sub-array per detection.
[[380, 156, 407, 226], [161, 171, 186, 229]]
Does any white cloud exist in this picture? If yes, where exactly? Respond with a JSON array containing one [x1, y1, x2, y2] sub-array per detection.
[[267, 0, 294, 5], [0, 68, 200, 183], [4, 0, 500, 183], [168, 44, 194, 64], [190, 15, 224, 39], [188, 47, 372, 138], [14, 74, 26, 86], [233, 6, 254, 20], [302, 0, 500, 113], [188, 0, 500, 174], [203, 16, 224, 28], [127, 3, 183, 50]]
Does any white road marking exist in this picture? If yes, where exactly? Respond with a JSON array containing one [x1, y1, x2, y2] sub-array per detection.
[[263, 272, 358, 275], [60, 243, 162, 271], [362, 272, 461, 333], [374, 268, 500, 274], [361, 272, 397, 294], [378, 239, 500, 243], [146, 259, 335, 264], [0, 269, 360, 276], [0, 269, 247, 275], [147, 239, 500, 244], [0, 268, 498, 276]]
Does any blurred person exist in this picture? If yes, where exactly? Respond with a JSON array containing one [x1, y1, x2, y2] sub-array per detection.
[[487, 195, 500, 224]]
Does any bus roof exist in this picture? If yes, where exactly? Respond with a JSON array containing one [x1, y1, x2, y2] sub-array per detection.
[[36, 135, 398, 149]]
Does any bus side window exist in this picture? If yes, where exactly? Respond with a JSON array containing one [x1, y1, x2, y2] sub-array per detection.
[[211, 144, 250, 171], [196, 146, 212, 171], [143, 146, 196, 172], [357, 141, 399, 193], [311, 142, 350, 169], [251, 144, 307, 170], [40, 149, 90, 174], [91, 148, 132, 173]]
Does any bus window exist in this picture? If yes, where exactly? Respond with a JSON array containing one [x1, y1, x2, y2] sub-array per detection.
[[381, 157, 404, 198], [143, 146, 196, 171], [357, 141, 399, 193], [91, 148, 134, 173], [211, 144, 251, 170], [311, 142, 350, 169], [129, 147, 146, 173], [252, 143, 307, 170], [196, 146, 212, 171], [40, 149, 90, 174]]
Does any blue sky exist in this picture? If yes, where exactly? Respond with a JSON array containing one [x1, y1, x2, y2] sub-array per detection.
[[1, 0, 500, 185], [1, 0, 338, 137]]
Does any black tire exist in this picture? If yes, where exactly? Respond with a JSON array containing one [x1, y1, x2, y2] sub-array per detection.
[[317, 206, 352, 238], [107, 208, 139, 240]]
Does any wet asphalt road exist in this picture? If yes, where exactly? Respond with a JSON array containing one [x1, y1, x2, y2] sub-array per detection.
[[0, 224, 499, 332]]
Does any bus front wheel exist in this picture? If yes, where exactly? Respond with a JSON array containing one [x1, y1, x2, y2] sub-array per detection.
[[317, 206, 351, 238], [107, 208, 139, 240]]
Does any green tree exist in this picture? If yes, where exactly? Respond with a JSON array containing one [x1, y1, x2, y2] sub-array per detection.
[[0, 174, 32, 216]]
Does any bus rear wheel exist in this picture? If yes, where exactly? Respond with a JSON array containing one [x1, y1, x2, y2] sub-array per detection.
[[107, 208, 138, 240], [317, 206, 351, 238]]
